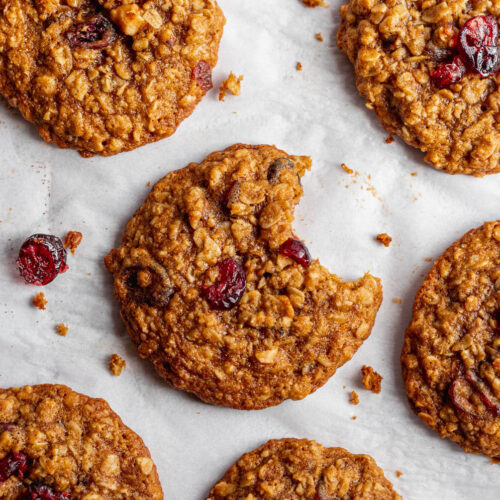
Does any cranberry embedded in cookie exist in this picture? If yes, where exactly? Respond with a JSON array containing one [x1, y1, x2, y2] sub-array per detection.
[[402, 221, 500, 458], [105, 144, 383, 410], [0, 384, 163, 499]]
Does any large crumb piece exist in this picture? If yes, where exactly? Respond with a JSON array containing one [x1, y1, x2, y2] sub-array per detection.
[[109, 354, 126, 376], [33, 292, 47, 310], [219, 72, 243, 101], [361, 365, 383, 393], [315, 32, 324, 42], [56, 324, 68, 337], [396, 471, 403, 477], [376, 233, 392, 247], [64, 231, 83, 254], [341, 163, 353, 174], [350, 390, 359, 405], [302, 0, 329, 7], [296, 62, 303, 71]]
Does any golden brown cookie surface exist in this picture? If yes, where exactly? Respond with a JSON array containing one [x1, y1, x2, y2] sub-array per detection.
[[105, 144, 383, 410], [337, 0, 500, 176], [0, 384, 163, 498], [402, 221, 500, 458], [206, 438, 401, 499], [0, 0, 224, 157]]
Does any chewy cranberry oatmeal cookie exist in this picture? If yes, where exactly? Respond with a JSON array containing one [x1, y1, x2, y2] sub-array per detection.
[[0, 0, 224, 157], [206, 438, 401, 499], [0, 384, 163, 498], [337, 0, 500, 175], [402, 221, 500, 458], [105, 144, 383, 410]]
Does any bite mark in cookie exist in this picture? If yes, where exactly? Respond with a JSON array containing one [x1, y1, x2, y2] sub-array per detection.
[[402, 221, 500, 458], [337, 1, 500, 175], [0, 1, 225, 157], [105, 144, 383, 410], [206, 438, 401, 499]]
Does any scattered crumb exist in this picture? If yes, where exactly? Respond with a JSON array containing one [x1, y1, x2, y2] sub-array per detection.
[[219, 72, 243, 101], [361, 365, 383, 394], [396, 471, 404, 478], [296, 62, 303, 71], [315, 32, 324, 42], [109, 354, 126, 376], [411, 172, 418, 176], [385, 136, 394, 144], [350, 391, 359, 405], [342, 385, 346, 389], [33, 292, 47, 310], [56, 324, 68, 337], [64, 231, 83, 255], [393, 297, 403, 304], [147, 181, 151, 187], [341, 163, 353, 174], [351, 416, 357, 420], [376, 233, 392, 247], [302, 0, 329, 6], [425, 257, 433, 262]]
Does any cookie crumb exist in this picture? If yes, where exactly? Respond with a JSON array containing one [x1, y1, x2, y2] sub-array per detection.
[[219, 72, 243, 101], [351, 416, 357, 420], [376, 233, 392, 247], [64, 231, 83, 255], [56, 324, 68, 337], [393, 297, 402, 304], [302, 0, 329, 6], [296, 62, 303, 71], [350, 391, 359, 405], [33, 292, 47, 310], [411, 172, 418, 176], [109, 354, 126, 376], [315, 32, 324, 42], [341, 163, 353, 174], [425, 257, 433, 262], [385, 136, 394, 144], [361, 365, 383, 394], [396, 470, 403, 477]]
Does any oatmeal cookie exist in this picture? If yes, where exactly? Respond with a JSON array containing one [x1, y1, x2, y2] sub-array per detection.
[[402, 221, 500, 458], [0, 384, 163, 498], [206, 438, 401, 499], [337, 0, 500, 175], [105, 144, 383, 410], [0, 0, 224, 157]]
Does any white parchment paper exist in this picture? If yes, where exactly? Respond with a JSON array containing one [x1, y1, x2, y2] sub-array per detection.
[[0, 1, 499, 499]]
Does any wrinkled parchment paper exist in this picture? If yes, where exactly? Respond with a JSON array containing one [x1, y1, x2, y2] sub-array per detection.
[[0, 1, 499, 498]]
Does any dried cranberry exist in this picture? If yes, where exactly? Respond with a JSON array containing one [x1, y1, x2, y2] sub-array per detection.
[[17, 234, 68, 286], [458, 16, 499, 77], [430, 55, 466, 87], [200, 258, 246, 310], [23, 484, 70, 500], [191, 61, 213, 91], [279, 238, 311, 267], [449, 371, 500, 418], [0, 451, 29, 483], [66, 14, 116, 50]]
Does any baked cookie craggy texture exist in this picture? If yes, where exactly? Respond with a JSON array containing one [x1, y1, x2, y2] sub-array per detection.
[[0, 384, 163, 498], [402, 222, 500, 458], [206, 439, 401, 499], [337, 0, 500, 176], [0, 0, 224, 157], [105, 144, 383, 410]]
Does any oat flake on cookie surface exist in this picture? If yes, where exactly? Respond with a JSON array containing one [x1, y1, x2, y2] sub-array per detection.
[[402, 221, 500, 458], [0, 384, 163, 499], [206, 438, 401, 499], [0, 0, 224, 157], [337, 0, 500, 176], [105, 144, 383, 410]]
